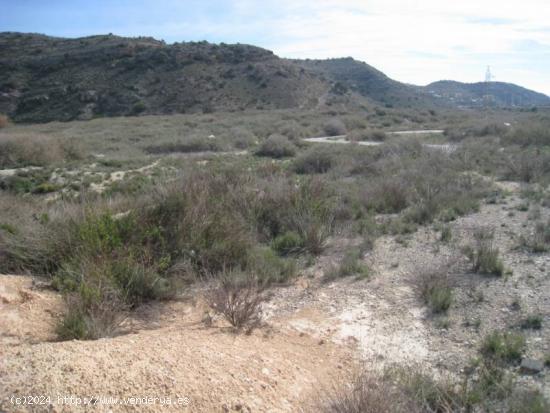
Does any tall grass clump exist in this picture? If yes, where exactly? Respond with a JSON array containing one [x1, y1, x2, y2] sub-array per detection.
[[464, 228, 504, 276]]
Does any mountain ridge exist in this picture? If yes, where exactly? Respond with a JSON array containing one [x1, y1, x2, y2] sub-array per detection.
[[1, 32, 548, 123]]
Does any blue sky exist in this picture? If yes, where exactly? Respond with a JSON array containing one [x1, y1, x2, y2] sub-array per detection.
[[2, 0, 550, 95]]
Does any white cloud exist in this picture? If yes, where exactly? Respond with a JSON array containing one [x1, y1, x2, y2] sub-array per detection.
[[242, 0, 550, 94]]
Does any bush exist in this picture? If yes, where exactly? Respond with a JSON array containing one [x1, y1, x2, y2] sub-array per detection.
[[481, 331, 525, 364], [465, 228, 504, 276], [417, 270, 453, 314], [316, 370, 422, 413], [315, 368, 464, 413], [207, 271, 266, 332], [324, 249, 370, 281], [520, 219, 550, 252], [255, 134, 296, 158], [271, 231, 304, 255], [520, 314, 543, 330], [57, 282, 127, 340], [361, 177, 409, 214], [323, 119, 347, 136], [293, 146, 336, 174], [253, 177, 337, 255]]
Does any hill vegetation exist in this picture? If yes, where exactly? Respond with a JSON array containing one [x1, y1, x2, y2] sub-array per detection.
[[2, 32, 549, 123]]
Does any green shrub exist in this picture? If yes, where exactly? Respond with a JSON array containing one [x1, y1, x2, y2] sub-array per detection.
[[324, 248, 370, 281], [255, 134, 296, 158], [271, 231, 304, 255], [57, 282, 127, 340], [520, 314, 543, 330], [417, 270, 453, 314], [481, 331, 525, 364]]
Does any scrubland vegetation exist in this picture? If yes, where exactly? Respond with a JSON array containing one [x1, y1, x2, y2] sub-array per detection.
[[1, 106, 549, 410]]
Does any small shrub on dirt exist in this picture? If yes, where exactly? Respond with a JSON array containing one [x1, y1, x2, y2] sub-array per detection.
[[520, 314, 543, 330], [207, 271, 266, 332], [465, 228, 504, 276], [315, 370, 423, 413], [508, 390, 550, 413], [255, 134, 296, 158], [440, 225, 452, 243], [417, 270, 453, 314], [520, 219, 550, 252], [324, 249, 370, 281], [481, 331, 525, 364], [57, 283, 127, 340]]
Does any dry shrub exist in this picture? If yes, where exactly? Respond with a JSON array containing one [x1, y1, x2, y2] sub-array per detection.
[[361, 176, 409, 213], [0, 133, 83, 168], [207, 271, 266, 332], [505, 150, 550, 183]]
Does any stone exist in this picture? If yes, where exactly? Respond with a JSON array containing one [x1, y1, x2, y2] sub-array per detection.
[[520, 358, 544, 374]]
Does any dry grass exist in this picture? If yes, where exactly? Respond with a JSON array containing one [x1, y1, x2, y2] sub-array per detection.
[[0, 133, 83, 168]]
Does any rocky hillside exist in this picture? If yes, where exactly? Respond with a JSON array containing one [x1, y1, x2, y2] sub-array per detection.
[[1, 32, 549, 123], [298, 58, 433, 108], [426, 80, 550, 108], [0, 33, 329, 122]]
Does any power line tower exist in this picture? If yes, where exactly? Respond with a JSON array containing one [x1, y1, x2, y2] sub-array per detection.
[[485, 66, 493, 82], [483, 66, 494, 107]]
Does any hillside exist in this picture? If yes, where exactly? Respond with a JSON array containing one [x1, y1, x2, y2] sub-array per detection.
[[298, 58, 433, 108], [0, 32, 330, 122], [1, 32, 549, 123], [426, 80, 550, 108]]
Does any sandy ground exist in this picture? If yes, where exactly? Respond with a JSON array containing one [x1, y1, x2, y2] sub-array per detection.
[[0, 280, 355, 413]]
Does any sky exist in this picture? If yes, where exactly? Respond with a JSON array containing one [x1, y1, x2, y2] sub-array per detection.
[[1, 0, 550, 95]]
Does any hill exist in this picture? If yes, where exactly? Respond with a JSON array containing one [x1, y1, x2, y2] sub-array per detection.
[[298, 58, 433, 108], [1, 32, 549, 123], [426, 80, 550, 108], [0, 32, 329, 122]]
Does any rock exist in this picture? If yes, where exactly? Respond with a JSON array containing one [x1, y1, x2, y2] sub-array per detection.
[[520, 358, 544, 374]]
